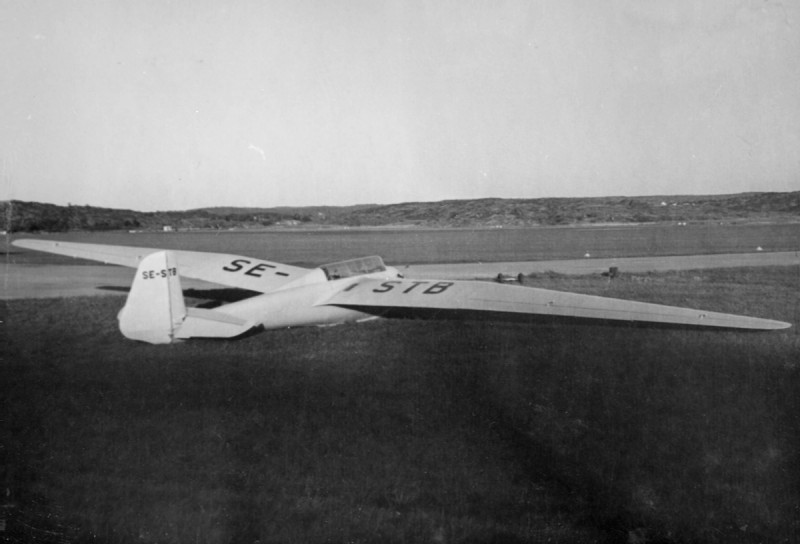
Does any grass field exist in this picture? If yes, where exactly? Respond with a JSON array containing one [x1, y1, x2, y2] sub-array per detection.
[[2, 264, 798, 543]]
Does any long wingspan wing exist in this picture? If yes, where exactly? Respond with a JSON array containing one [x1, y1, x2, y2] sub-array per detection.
[[319, 278, 791, 330], [12, 239, 309, 293]]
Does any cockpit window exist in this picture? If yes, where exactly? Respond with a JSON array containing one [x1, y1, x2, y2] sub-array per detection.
[[320, 256, 386, 280]]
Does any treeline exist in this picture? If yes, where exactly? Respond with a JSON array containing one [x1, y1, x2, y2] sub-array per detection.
[[3, 191, 799, 232], [338, 191, 800, 227], [1, 201, 310, 233]]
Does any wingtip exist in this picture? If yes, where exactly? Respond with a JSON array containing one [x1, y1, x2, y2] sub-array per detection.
[[751, 318, 792, 331], [12, 238, 50, 249]]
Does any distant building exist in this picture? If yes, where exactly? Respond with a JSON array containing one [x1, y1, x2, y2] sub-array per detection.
[[163, 225, 174, 232]]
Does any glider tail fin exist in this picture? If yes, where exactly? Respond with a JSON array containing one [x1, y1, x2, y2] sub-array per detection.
[[118, 250, 186, 344], [119, 250, 256, 344]]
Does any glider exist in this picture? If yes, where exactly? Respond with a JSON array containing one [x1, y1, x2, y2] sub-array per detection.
[[12, 239, 791, 344]]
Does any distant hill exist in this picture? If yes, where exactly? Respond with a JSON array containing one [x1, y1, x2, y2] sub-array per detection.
[[191, 204, 376, 224], [1, 202, 305, 233], [3, 191, 799, 233], [338, 192, 800, 227]]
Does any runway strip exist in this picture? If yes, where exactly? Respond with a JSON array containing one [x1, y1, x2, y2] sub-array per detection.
[[402, 251, 800, 279], [3, 251, 798, 299]]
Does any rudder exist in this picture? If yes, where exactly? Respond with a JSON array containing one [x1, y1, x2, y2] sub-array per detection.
[[118, 250, 186, 344]]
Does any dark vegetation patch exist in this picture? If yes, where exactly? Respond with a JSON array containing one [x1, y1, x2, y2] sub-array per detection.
[[2, 267, 799, 543]]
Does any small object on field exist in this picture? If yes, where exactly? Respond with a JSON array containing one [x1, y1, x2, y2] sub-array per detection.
[[602, 266, 619, 279]]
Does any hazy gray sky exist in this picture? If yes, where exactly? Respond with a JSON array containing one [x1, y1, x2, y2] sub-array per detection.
[[2, 0, 798, 210]]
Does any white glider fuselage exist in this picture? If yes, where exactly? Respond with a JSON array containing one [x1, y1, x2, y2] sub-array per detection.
[[219, 266, 403, 330]]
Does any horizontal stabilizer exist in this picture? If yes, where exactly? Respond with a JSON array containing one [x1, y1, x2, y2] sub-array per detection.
[[175, 308, 255, 340]]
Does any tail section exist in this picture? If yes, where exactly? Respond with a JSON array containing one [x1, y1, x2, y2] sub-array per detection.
[[119, 251, 255, 344], [118, 251, 186, 343]]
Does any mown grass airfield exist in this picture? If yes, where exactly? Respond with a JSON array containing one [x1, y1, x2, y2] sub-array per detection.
[[3, 223, 799, 543]]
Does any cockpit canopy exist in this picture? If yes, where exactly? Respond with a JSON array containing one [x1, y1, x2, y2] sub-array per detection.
[[320, 256, 386, 281]]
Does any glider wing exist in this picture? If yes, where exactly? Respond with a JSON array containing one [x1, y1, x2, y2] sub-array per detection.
[[12, 239, 309, 293], [319, 278, 791, 331]]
